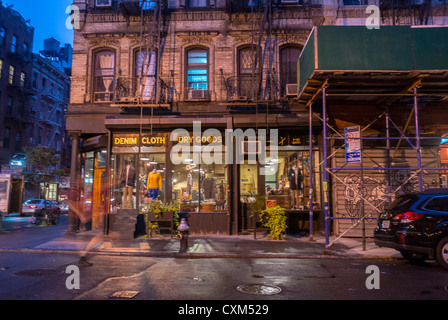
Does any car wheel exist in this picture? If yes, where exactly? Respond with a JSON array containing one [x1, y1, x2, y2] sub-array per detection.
[[399, 250, 428, 264], [435, 237, 448, 271]]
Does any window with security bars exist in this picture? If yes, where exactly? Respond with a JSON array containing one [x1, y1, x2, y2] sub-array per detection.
[[237, 46, 260, 99]]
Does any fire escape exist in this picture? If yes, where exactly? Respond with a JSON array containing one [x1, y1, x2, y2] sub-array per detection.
[[223, 0, 279, 110], [380, 0, 434, 25], [112, 0, 172, 109]]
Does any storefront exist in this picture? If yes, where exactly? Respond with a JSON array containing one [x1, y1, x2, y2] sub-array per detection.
[[71, 114, 323, 238], [91, 124, 322, 237]]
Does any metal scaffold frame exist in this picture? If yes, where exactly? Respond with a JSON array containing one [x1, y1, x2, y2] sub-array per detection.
[[306, 77, 448, 249], [297, 25, 448, 249]]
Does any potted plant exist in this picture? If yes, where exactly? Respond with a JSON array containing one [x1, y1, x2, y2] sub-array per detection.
[[259, 205, 287, 240]]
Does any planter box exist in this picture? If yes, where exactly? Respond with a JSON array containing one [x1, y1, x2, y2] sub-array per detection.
[[146, 211, 175, 238]]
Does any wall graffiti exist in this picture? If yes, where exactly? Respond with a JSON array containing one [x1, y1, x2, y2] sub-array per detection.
[[341, 170, 428, 225]]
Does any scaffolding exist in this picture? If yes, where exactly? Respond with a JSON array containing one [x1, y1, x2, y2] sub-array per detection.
[[298, 26, 448, 248]]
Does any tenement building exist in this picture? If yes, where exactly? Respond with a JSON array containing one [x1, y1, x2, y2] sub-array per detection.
[[66, 0, 448, 239]]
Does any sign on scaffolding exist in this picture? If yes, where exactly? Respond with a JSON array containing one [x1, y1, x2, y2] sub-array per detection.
[[345, 126, 362, 164]]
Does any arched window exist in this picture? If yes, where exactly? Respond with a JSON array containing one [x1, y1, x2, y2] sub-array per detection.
[[280, 45, 301, 96], [237, 45, 260, 99], [93, 50, 115, 102]]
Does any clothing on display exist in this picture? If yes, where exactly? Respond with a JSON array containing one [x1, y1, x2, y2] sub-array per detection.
[[288, 165, 303, 209], [203, 177, 216, 200], [287, 165, 303, 190], [147, 188, 159, 199], [147, 170, 162, 200], [147, 170, 162, 190], [186, 172, 193, 196], [120, 163, 136, 208], [120, 164, 136, 187], [122, 186, 133, 208]]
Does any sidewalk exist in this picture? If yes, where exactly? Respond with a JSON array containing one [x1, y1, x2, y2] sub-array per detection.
[[16, 230, 400, 260]]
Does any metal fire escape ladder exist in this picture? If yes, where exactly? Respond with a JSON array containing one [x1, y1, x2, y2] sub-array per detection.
[[136, 0, 165, 135], [136, 0, 160, 104]]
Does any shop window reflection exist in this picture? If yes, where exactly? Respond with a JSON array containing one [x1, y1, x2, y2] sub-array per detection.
[[139, 153, 165, 205], [172, 152, 227, 212], [111, 154, 137, 210], [264, 149, 321, 210]]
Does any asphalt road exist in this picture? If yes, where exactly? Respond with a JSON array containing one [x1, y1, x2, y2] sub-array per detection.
[[0, 214, 447, 303], [0, 251, 447, 301]]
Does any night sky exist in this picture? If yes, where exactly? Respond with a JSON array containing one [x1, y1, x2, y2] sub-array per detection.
[[3, 0, 74, 53]]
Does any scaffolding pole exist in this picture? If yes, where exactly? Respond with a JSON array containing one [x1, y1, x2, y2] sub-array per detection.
[[322, 85, 330, 247], [308, 102, 314, 241]]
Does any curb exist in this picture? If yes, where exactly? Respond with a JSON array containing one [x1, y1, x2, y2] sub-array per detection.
[[0, 247, 397, 260]]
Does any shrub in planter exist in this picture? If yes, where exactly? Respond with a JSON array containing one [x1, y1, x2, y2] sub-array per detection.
[[259, 205, 287, 240], [140, 200, 180, 236]]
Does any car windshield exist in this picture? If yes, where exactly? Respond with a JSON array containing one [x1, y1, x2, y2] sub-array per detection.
[[388, 195, 418, 212], [12, 154, 26, 160], [25, 200, 42, 204]]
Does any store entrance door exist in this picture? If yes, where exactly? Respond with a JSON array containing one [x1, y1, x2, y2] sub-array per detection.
[[238, 163, 258, 232], [92, 166, 106, 229]]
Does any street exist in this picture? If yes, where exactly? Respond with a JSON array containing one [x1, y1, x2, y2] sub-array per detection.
[[0, 251, 447, 302], [0, 215, 447, 303]]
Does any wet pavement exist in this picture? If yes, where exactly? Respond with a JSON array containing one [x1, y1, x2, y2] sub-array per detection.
[[0, 218, 400, 260]]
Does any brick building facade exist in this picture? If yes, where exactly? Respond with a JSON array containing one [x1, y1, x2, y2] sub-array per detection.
[[66, 0, 448, 237]]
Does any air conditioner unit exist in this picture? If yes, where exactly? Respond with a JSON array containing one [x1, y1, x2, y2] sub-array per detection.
[[96, 0, 112, 7], [285, 84, 298, 97], [187, 89, 210, 100]]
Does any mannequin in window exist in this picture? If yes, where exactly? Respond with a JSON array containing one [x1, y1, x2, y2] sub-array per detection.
[[120, 160, 136, 209], [203, 173, 216, 201], [147, 167, 162, 200], [288, 164, 303, 209], [185, 164, 195, 200]]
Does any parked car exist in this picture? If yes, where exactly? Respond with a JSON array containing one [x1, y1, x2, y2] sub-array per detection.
[[57, 200, 69, 213], [10, 153, 27, 167], [22, 199, 60, 216], [374, 189, 448, 270]]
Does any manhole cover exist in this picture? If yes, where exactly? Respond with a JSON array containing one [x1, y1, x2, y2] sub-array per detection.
[[110, 291, 140, 299], [236, 284, 282, 296], [15, 269, 62, 277]]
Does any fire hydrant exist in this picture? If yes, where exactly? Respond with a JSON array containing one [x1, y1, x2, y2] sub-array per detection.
[[178, 218, 190, 253]]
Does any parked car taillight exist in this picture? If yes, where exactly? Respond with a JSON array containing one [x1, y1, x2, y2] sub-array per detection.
[[393, 212, 424, 223], [28, 205, 38, 209]]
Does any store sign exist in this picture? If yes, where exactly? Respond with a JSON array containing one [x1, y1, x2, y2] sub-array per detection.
[[269, 133, 314, 146], [113, 134, 166, 147], [345, 126, 362, 163], [177, 135, 223, 145]]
